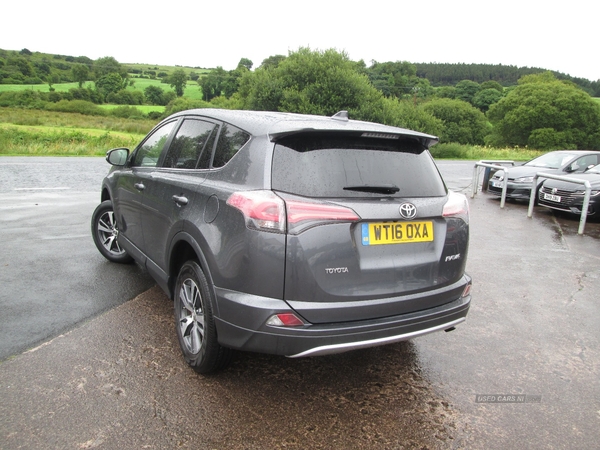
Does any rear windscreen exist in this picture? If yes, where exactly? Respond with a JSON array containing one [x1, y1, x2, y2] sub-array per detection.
[[272, 133, 446, 198]]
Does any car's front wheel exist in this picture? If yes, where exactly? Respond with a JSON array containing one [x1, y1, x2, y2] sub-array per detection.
[[91, 200, 133, 264], [174, 261, 232, 374]]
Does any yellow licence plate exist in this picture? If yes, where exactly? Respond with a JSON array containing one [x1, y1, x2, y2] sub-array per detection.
[[361, 221, 434, 245]]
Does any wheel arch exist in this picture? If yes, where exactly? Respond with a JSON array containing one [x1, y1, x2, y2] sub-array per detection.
[[100, 185, 112, 203], [168, 232, 217, 309]]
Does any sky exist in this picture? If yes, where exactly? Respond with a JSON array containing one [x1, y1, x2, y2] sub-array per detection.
[[2, 0, 598, 81]]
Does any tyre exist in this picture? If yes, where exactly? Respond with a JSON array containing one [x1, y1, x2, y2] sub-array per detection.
[[174, 261, 232, 374], [91, 200, 133, 264]]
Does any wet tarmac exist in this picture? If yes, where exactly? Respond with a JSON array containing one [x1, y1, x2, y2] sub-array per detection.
[[0, 158, 155, 360], [1, 159, 599, 449]]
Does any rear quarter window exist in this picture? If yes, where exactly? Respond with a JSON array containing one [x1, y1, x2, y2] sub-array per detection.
[[212, 124, 251, 168], [272, 133, 446, 198]]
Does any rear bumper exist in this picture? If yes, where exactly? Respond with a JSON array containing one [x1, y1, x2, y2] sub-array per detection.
[[213, 276, 471, 357]]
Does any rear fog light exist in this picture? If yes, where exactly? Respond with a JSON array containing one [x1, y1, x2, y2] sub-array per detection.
[[266, 313, 306, 327]]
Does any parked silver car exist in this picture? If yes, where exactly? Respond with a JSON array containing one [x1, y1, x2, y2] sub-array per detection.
[[487, 150, 600, 200], [539, 164, 600, 216], [92, 109, 472, 373]]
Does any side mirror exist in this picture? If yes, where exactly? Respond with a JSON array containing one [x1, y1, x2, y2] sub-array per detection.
[[106, 148, 129, 166]]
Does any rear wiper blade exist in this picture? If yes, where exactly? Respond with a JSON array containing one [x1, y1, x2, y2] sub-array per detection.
[[343, 184, 400, 194]]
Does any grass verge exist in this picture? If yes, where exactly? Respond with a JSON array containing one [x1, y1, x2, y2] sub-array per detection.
[[0, 125, 143, 156], [0, 107, 545, 159]]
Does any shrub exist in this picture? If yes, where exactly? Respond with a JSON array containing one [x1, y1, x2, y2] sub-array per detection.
[[48, 91, 63, 103], [429, 143, 470, 159], [46, 100, 106, 116], [107, 89, 143, 105], [109, 106, 146, 119], [527, 128, 575, 150], [164, 97, 211, 115], [0, 90, 48, 108], [147, 111, 163, 120], [422, 98, 489, 145], [68, 87, 101, 103]]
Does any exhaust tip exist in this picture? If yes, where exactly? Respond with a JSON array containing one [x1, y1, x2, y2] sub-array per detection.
[[445, 327, 456, 332]]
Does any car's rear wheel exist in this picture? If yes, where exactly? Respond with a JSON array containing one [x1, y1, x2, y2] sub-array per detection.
[[91, 200, 133, 264], [174, 261, 232, 374]]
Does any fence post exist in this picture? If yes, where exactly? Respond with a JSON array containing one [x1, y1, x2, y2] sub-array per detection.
[[528, 172, 592, 235]]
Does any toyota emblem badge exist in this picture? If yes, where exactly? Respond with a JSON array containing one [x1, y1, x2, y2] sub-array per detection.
[[399, 203, 417, 219]]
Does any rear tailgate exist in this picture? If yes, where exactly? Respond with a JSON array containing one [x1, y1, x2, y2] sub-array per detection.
[[271, 132, 469, 324], [280, 196, 468, 323]]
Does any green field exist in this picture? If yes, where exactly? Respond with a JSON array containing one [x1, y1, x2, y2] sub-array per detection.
[[0, 77, 204, 100], [0, 108, 153, 156], [0, 82, 87, 93]]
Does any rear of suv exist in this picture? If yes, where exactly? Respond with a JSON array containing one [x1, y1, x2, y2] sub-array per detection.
[[92, 109, 472, 373]]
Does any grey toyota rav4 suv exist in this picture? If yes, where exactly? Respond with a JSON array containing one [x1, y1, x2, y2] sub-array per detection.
[[92, 109, 472, 373]]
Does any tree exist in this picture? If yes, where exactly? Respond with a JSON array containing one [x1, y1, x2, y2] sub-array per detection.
[[381, 98, 444, 137], [47, 73, 60, 91], [95, 73, 127, 100], [238, 47, 387, 120], [472, 88, 503, 112], [72, 64, 90, 88], [487, 73, 600, 149], [167, 69, 188, 97], [423, 98, 489, 145], [259, 55, 286, 70], [237, 58, 253, 70], [198, 66, 235, 102], [435, 86, 457, 99], [94, 56, 125, 78], [454, 80, 480, 104], [8, 56, 34, 77], [366, 61, 428, 99], [480, 80, 504, 93], [235, 68, 284, 110], [144, 85, 166, 105], [234, 48, 444, 137]]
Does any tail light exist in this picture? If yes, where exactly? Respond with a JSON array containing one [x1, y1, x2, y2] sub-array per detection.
[[286, 199, 360, 234], [226, 191, 286, 233], [443, 191, 469, 224], [227, 190, 360, 234]]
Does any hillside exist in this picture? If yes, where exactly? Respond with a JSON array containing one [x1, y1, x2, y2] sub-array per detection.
[[1, 47, 598, 97]]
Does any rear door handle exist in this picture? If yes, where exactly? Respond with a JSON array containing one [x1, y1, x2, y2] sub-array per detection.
[[172, 195, 189, 206], [134, 182, 145, 191]]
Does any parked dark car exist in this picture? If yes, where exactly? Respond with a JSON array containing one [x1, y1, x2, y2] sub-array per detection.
[[487, 150, 600, 200], [538, 164, 600, 216], [91, 109, 472, 373]]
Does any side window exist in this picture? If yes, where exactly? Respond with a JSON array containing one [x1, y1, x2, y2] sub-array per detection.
[[212, 124, 250, 168], [570, 155, 598, 173], [162, 119, 217, 169], [132, 121, 177, 167]]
